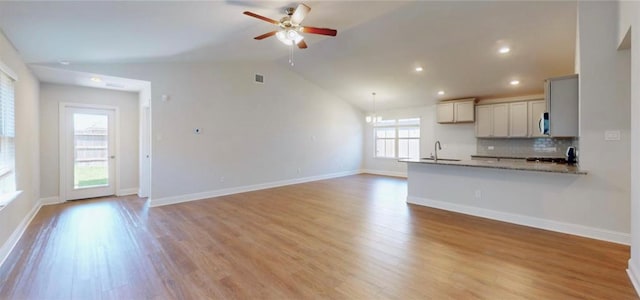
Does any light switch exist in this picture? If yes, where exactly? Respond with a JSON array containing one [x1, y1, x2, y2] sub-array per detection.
[[605, 130, 621, 141]]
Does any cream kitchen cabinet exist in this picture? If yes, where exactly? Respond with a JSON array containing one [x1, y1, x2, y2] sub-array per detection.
[[492, 104, 509, 137], [454, 101, 475, 122], [509, 102, 528, 137], [475, 105, 492, 137], [436, 102, 455, 123], [437, 99, 475, 123], [475, 103, 508, 137]]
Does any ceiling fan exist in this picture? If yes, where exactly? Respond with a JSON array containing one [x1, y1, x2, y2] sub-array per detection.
[[243, 3, 338, 49]]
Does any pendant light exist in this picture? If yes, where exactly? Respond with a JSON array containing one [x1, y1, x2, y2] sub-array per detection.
[[366, 92, 382, 123]]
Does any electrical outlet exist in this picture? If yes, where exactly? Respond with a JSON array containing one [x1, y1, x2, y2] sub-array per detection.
[[297, 168, 301, 174], [488, 146, 494, 150], [219, 176, 225, 183], [475, 190, 482, 199], [605, 130, 621, 141]]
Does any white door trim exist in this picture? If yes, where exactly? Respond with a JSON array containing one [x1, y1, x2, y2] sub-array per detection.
[[59, 102, 120, 201], [138, 105, 151, 198]]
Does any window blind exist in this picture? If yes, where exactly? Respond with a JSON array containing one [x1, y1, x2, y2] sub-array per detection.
[[0, 69, 16, 195]]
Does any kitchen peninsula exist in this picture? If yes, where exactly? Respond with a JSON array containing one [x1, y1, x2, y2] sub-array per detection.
[[397, 157, 625, 243], [400, 157, 587, 174]]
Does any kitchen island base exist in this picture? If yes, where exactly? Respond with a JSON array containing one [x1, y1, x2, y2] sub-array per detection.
[[406, 163, 628, 244]]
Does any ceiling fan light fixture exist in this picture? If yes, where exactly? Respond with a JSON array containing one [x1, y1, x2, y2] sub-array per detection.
[[499, 46, 511, 54], [276, 29, 303, 46]]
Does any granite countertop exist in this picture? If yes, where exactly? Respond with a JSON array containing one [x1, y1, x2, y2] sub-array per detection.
[[399, 158, 587, 175], [470, 155, 565, 160]]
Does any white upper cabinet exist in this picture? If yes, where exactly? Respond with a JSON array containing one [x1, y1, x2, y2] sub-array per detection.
[[454, 101, 475, 122], [545, 74, 578, 137], [475, 105, 493, 137], [492, 104, 509, 137], [436, 102, 454, 123], [437, 99, 475, 124], [509, 102, 528, 137], [475, 98, 545, 138], [475, 104, 508, 137]]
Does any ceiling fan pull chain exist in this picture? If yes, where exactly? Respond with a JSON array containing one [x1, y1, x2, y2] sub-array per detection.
[[289, 45, 294, 66]]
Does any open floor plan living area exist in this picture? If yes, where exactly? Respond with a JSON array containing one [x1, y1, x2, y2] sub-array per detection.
[[0, 1, 640, 299]]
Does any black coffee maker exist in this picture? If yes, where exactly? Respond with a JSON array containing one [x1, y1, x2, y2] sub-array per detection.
[[566, 146, 577, 165]]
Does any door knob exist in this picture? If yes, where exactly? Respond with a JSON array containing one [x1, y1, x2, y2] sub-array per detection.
[[110, 155, 116, 159]]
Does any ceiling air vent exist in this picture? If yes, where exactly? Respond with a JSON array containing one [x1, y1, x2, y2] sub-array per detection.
[[255, 74, 264, 84], [105, 82, 125, 89]]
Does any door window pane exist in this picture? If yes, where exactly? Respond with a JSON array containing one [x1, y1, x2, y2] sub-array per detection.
[[73, 113, 109, 189]]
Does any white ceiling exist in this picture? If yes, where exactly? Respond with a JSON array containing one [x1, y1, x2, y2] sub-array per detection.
[[0, 1, 576, 110], [30, 65, 150, 92]]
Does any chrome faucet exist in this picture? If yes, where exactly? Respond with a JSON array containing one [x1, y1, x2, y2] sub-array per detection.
[[434, 140, 442, 161]]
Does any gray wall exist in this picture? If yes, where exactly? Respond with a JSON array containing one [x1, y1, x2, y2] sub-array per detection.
[[576, 1, 631, 237], [39, 83, 139, 198], [0, 31, 40, 261], [63, 61, 364, 202]]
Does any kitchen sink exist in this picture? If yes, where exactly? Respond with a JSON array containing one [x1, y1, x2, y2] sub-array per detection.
[[421, 157, 461, 162]]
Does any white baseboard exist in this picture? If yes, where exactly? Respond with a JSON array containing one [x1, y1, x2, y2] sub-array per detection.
[[0, 199, 42, 268], [407, 196, 630, 245], [360, 169, 407, 178], [149, 170, 361, 207], [39, 196, 62, 205], [628, 259, 640, 297], [117, 187, 139, 196]]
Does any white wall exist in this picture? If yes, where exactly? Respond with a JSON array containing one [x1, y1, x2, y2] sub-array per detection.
[[576, 1, 631, 236], [39, 83, 139, 198], [362, 105, 476, 177], [0, 32, 40, 261], [618, 0, 640, 294], [407, 1, 631, 244], [61, 61, 363, 204]]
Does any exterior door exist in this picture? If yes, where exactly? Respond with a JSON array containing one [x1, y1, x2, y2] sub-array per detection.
[[63, 106, 116, 200]]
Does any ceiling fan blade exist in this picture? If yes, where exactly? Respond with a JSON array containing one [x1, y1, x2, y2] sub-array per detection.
[[243, 11, 280, 25], [254, 31, 278, 40], [300, 26, 337, 36], [290, 3, 311, 25], [297, 40, 308, 49]]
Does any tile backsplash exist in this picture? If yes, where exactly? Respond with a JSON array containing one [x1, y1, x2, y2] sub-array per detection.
[[476, 138, 579, 158]]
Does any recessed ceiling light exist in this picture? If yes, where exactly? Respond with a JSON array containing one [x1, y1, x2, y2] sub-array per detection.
[[499, 47, 511, 54], [90, 77, 102, 83], [415, 67, 423, 72], [510, 80, 520, 85], [58, 60, 70, 65], [437, 91, 445, 95]]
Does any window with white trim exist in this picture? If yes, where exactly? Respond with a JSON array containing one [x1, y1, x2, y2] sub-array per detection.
[[0, 68, 16, 198], [374, 118, 420, 159]]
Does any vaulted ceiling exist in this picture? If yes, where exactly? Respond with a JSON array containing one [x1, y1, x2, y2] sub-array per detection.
[[0, 1, 576, 110]]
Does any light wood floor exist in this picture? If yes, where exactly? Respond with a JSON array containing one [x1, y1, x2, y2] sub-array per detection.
[[0, 174, 636, 299]]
